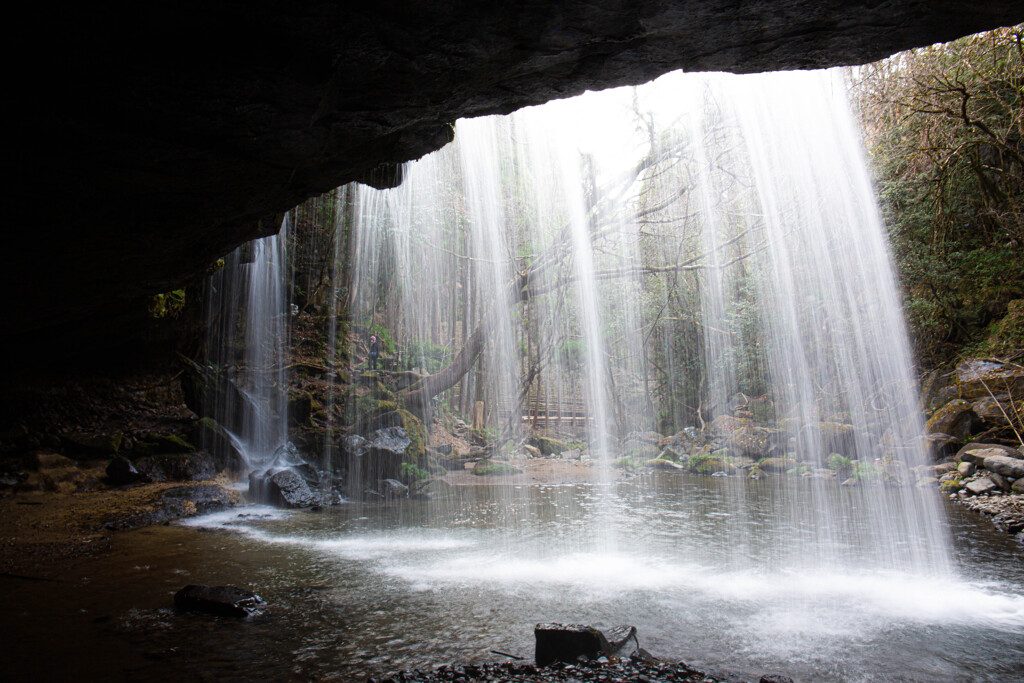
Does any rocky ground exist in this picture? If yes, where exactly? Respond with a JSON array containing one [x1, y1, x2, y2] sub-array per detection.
[[368, 657, 743, 683]]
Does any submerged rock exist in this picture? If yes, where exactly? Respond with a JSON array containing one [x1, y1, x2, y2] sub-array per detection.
[[174, 584, 264, 617], [102, 484, 239, 530]]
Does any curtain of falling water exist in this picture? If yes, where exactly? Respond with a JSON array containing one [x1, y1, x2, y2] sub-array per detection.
[[331, 68, 951, 573], [203, 217, 291, 471]]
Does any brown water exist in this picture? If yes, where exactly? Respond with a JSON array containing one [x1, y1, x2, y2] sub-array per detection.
[[3, 477, 1023, 682]]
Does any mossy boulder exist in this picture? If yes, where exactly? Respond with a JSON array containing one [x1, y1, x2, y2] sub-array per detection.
[[396, 409, 426, 460], [727, 424, 771, 458], [955, 357, 1024, 401], [472, 459, 521, 476], [797, 421, 857, 456], [612, 457, 639, 470], [688, 452, 736, 474], [528, 435, 573, 456], [924, 399, 980, 442], [709, 414, 751, 438], [758, 457, 797, 473]]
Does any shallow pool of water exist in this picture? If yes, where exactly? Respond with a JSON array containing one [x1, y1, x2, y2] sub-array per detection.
[[6, 476, 1023, 682]]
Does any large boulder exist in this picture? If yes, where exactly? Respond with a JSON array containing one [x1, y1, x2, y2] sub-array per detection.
[[528, 434, 573, 457], [727, 424, 772, 458], [955, 360, 1024, 401], [249, 468, 319, 508], [136, 453, 217, 482], [534, 623, 636, 666], [106, 456, 150, 486], [956, 443, 1022, 463], [965, 477, 999, 496], [797, 422, 857, 457], [60, 430, 123, 459], [925, 400, 980, 443], [982, 455, 1024, 479], [346, 426, 412, 488]]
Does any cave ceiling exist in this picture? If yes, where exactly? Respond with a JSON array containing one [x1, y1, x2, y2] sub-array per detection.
[[8, 1, 1024, 360]]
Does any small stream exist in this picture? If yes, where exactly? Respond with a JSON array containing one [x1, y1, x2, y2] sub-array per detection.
[[6, 476, 1022, 682]]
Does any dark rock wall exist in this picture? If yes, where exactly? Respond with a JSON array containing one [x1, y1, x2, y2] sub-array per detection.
[[8, 2, 1024, 364]]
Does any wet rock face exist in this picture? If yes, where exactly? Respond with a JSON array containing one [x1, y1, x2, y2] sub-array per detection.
[[10, 2, 1024, 362]]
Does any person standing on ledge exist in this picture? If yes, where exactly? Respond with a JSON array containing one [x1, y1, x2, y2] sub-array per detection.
[[368, 335, 380, 371]]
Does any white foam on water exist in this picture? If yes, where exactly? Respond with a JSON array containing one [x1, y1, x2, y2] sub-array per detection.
[[179, 505, 291, 528]]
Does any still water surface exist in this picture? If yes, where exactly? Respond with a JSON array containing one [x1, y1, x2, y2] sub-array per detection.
[[11, 476, 1024, 682]]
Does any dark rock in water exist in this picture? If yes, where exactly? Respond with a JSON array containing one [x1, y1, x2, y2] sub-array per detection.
[[105, 455, 151, 486], [760, 675, 795, 683], [135, 453, 217, 482], [289, 462, 323, 489], [348, 427, 412, 487], [173, 584, 264, 617], [534, 623, 637, 666], [377, 478, 409, 498], [250, 469, 318, 508]]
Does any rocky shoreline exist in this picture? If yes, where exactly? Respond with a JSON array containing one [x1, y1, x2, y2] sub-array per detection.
[[369, 657, 742, 683]]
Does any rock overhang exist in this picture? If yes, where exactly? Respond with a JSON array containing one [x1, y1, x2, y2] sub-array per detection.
[[7, 2, 1024, 362]]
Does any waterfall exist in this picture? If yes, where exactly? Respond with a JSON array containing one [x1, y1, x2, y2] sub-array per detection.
[[203, 217, 291, 472], [339, 68, 951, 574]]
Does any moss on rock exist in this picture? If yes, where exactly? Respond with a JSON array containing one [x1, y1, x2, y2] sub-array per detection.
[[472, 459, 521, 476]]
